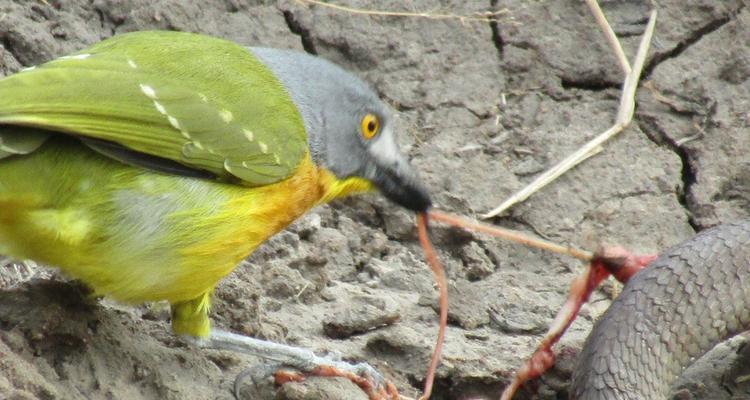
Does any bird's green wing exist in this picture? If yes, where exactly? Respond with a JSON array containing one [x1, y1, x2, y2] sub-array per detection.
[[0, 31, 307, 186], [0, 126, 49, 158]]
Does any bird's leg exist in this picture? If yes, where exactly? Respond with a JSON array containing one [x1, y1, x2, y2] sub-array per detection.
[[205, 329, 399, 400], [207, 329, 382, 380], [499, 247, 657, 399], [171, 293, 399, 399], [171, 293, 212, 337]]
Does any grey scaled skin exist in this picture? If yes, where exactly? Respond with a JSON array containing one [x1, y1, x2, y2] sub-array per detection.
[[571, 220, 750, 399]]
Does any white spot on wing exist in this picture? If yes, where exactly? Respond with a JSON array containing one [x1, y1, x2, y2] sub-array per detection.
[[219, 109, 234, 123], [168, 116, 181, 130], [127, 59, 138, 69], [20, 66, 36, 72], [223, 159, 235, 173], [258, 142, 268, 153], [153, 101, 167, 115], [198, 93, 208, 103], [139, 84, 158, 100], [148, 93, 191, 139], [59, 54, 91, 60], [242, 128, 254, 141]]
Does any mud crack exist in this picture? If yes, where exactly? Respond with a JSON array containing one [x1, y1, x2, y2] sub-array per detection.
[[636, 117, 699, 230], [282, 10, 317, 55], [643, 5, 743, 78], [488, 0, 505, 60], [560, 78, 620, 91], [0, 34, 21, 67]]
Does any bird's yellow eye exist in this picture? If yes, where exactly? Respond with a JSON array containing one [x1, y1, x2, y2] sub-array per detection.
[[360, 113, 380, 140]]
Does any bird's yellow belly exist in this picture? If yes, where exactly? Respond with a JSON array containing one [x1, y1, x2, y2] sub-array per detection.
[[0, 139, 365, 305]]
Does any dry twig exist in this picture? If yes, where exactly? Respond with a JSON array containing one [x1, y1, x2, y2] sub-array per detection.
[[584, 0, 631, 76], [483, 6, 657, 219], [294, 0, 510, 24]]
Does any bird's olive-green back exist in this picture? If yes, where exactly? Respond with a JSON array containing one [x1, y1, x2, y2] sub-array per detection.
[[0, 31, 307, 186]]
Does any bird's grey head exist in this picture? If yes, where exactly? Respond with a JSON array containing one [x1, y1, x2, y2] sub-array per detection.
[[251, 47, 431, 211]]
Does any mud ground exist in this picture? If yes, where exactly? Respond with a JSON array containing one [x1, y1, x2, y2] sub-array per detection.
[[1, 1, 749, 399]]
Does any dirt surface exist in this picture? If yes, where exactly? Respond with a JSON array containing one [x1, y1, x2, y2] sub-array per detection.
[[0, 1, 749, 399]]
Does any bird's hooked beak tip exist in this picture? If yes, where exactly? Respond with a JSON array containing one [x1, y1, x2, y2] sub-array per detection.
[[389, 181, 432, 212], [372, 164, 432, 212]]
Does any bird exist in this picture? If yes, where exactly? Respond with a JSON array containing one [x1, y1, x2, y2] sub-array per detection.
[[0, 30, 431, 384]]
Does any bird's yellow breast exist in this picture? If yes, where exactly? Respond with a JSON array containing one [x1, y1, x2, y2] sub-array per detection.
[[172, 154, 374, 301], [0, 139, 373, 305]]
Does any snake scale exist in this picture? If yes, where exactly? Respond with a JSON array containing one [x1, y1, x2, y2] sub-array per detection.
[[571, 220, 750, 399]]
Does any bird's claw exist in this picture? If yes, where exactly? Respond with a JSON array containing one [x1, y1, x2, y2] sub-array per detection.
[[234, 361, 399, 400], [208, 330, 400, 399], [233, 363, 280, 399], [273, 364, 400, 400]]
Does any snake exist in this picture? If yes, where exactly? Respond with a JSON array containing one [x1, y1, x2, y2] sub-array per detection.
[[570, 220, 750, 399]]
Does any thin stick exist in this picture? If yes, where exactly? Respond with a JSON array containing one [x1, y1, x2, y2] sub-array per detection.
[[482, 8, 657, 219], [616, 10, 656, 125], [294, 0, 510, 23], [416, 212, 448, 400], [584, 0, 630, 76], [430, 210, 593, 261]]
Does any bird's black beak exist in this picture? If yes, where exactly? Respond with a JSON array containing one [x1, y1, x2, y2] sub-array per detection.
[[372, 163, 432, 212]]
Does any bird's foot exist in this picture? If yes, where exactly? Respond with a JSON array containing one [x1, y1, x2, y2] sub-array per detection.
[[205, 329, 400, 400], [272, 365, 400, 400]]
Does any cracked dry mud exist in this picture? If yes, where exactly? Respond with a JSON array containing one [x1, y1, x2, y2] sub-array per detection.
[[0, 1, 748, 399]]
